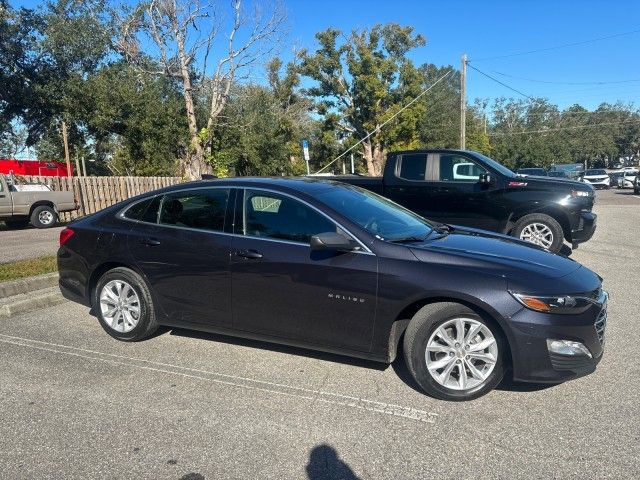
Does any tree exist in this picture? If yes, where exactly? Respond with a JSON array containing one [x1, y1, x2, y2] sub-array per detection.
[[120, 0, 285, 179], [211, 58, 315, 176], [298, 24, 427, 175]]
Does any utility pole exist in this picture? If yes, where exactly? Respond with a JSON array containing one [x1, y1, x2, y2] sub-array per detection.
[[350, 153, 355, 174], [81, 156, 87, 177], [460, 53, 467, 150], [61, 121, 71, 177]]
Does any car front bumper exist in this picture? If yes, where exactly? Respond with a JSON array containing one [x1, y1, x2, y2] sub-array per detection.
[[570, 211, 597, 246], [583, 178, 610, 188], [507, 299, 607, 383]]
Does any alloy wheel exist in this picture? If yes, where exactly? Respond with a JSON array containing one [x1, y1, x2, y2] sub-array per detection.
[[425, 317, 498, 391], [519, 222, 553, 249], [99, 280, 141, 333]]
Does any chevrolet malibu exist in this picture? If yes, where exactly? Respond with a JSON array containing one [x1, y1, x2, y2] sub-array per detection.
[[58, 178, 608, 401]]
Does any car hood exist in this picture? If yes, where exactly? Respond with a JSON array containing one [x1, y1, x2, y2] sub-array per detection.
[[409, 226, 583, 280], [583, 175, 609, 179]]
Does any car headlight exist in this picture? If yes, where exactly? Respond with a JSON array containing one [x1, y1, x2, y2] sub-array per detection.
[[511, 293, 595, 314]]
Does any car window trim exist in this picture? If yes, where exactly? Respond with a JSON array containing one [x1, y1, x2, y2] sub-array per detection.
[[240, 187, 373, 254], [119, 185, 374, 254]]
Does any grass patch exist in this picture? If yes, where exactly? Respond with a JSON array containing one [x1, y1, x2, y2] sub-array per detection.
[[0, 256, 58, 283]]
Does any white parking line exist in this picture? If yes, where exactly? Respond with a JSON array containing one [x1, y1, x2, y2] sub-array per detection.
[[0, 333, 437, 424]]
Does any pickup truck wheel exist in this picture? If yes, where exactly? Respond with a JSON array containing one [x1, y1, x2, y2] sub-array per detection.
[[94, 267, 158, 341], [30, 205, 58, 228], [403, 302, 505, 401], [513, 214, 564, 253]]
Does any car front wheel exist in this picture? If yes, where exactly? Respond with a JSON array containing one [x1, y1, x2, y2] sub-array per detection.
[[94, 267, 158, 341], [513, 213, 564, 253], [403, 302, 506, 401]]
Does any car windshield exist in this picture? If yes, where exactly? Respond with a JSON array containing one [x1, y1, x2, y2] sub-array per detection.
[[316, 184, 434, 242], [586, 169, 606, 175], [473, 152, 516, 177]]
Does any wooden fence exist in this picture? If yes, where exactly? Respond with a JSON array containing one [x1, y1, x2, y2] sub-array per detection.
[[21, 175, 183, 222]]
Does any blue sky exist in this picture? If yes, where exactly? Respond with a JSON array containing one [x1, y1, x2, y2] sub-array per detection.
[[283, 0, 640, 109]]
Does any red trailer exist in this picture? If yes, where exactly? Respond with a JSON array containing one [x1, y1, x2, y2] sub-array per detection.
[[0, 159, 73, 177]]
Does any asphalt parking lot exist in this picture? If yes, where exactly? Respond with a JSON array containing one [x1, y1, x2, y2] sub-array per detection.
[[0, 189, 639, 479], [0, 224, 63, 263]]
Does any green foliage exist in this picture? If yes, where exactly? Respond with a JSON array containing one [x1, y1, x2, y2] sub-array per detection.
[[298, 24, 427, 173], [487, 98, 640, 169]]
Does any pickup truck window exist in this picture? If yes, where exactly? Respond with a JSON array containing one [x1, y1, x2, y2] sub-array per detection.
[[244, 190, 336, 244], [159, 188, 229, 232], [436, 154, 487, 182], [396, 154, 428, 181]]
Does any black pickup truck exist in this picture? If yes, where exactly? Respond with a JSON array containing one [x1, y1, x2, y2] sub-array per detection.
[[335, 149, 596, 253]]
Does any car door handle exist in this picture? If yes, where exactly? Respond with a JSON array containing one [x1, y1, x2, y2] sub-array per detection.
[[139, 237, 161, 246], [234, 249, 263, 259]]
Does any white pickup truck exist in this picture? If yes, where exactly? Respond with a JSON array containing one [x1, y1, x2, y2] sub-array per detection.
[[0, 174, 77, 228]]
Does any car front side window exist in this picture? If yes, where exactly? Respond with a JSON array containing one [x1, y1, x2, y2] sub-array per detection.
[[243, 190, 337, 244]]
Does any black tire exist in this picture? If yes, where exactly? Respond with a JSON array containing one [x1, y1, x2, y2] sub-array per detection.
[[5, 218, 30, 229], [93, 267, 158, 341], [512, 213, 564, 253], [30, 205, 58, 228], [403, 302, 506, 401]]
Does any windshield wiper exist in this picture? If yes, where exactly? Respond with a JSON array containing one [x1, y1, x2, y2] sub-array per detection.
[[389, 235, 429, 244]]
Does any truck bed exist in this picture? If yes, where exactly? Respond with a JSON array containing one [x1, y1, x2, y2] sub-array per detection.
[[328, 175, 385, 195]]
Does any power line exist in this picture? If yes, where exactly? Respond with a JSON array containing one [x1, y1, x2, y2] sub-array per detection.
[[473, 28, 640, 62], [466, 64, 533, 99], [491, 71, 640, 86], [488, 119, 640, 136], [503, 109, 640, 117], [314, 69, 454, 174]]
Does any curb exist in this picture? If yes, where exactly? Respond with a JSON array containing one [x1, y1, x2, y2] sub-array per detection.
[[0, 287, 66, 319], [0, 272, 59, 299]]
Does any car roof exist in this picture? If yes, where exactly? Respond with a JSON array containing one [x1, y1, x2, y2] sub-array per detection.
[[158, 176, 350, 197]]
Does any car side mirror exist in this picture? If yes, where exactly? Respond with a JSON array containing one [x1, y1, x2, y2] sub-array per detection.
[[310, 232, 357, 252], [479, 173, 491, 185]]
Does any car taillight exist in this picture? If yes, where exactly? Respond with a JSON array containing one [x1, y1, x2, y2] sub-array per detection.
[[59, 227, 75, 246]]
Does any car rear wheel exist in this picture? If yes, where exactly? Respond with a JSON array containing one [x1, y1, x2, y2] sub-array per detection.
[[30, 205, 58, 228], [403, 302, 506, 401], [513, 213, 564, 253], [94, 267, 158, 341]]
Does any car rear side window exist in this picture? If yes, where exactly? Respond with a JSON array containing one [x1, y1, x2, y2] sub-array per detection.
[[243, 190, 336, 244], [123, 196, 161, 223], [396, 154, 427, 181], [159, 188, 229, 232]]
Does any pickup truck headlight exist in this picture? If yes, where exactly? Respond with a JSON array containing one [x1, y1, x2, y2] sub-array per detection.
[[511, 293, 595, 314]]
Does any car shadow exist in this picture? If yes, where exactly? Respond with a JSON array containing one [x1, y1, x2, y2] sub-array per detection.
[[167, 327, 388, 371], [168, 328, 557, 397], [559, 244, 573, 257]]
